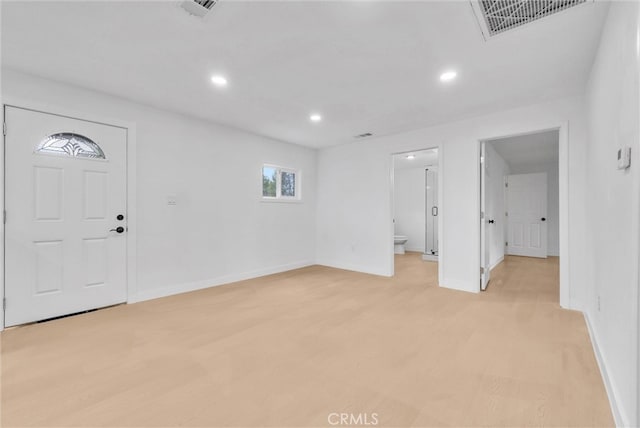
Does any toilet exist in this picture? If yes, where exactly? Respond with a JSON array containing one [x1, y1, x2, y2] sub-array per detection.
[[394, 235, 408, 254]]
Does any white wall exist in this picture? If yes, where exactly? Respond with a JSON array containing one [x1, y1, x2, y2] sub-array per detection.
[[393, 167, 426, 253], [317, 96, 586, 305], [584, 1, 640, 426], [485, 143, 510, 268], [315, 145, 393, 276], [2, 69, 317, 304], [0, 2, 5, 328], [508, 162, 560, 256]]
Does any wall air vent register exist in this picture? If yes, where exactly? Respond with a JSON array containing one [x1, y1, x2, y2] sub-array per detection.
[[471, 0, 591, 39], [354, 133, 373, 139], [180, 0, 218, 18]]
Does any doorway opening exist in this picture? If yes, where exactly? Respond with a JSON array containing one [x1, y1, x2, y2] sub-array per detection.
[[391, 148, 439, 276], [479, 129, 560, 300]]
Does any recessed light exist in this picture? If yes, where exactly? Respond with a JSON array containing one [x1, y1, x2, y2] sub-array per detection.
[[406, 154, 415, 159], [210, 75, 228, 87], [439, 70, 457, 82], [310, 114, 322, 122]]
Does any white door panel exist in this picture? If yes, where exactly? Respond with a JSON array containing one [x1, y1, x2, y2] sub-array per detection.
[[506, 173, 547, 258], [5, 106, 127, 326], [480, 143, 490, 290]]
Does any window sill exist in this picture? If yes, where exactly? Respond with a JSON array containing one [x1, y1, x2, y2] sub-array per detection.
[[260, 198, 303, 204]]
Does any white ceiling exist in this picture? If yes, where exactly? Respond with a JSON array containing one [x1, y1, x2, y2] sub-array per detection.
[[1, 1, 609, 148], [489, 129, 559, 169], [394, 148, 438, 170]]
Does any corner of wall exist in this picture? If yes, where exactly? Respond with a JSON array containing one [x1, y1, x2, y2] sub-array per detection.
[[0, 40, 5, 331], [315, 259, 393, 278], [440, 278, 479, 294]]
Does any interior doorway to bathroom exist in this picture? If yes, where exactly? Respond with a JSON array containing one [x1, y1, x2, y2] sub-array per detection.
[[391, 148, 439, 276]]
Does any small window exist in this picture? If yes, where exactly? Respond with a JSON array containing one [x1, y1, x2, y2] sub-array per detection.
[[35, 133, 106, 159], [262, 165, 300, 201]]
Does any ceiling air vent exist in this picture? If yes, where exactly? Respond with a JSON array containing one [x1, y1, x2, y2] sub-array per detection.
[[354, 133, 373, 139], [471, 0, 591, 39], [180, 0, 217, 18]]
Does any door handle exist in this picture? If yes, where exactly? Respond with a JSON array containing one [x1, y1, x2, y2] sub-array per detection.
[[541, 218, 546, 222], [488, 220, 495, 224], [109, 226, 125, 234]]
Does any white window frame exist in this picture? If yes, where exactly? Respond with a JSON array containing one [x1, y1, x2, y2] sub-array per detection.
[[262, 164, 302, 202]]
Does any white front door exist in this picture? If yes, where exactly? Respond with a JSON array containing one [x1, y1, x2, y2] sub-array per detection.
[[4, 106, 128, 326], [506, 172, 547, 258]]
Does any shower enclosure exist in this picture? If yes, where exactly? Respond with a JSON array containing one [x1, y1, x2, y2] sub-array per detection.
[[424, 167, 438, 260]]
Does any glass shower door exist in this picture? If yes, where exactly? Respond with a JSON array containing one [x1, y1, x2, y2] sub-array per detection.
[[425, 168, 438, 257]]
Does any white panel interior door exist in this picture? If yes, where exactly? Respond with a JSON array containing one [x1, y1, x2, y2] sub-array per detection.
[[5, 106, 127, 326], [506, 173, 547, 258], [480, 143, 490, 290]]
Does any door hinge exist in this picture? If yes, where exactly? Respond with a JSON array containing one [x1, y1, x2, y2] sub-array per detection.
[[505, 241, 508, 246], [3, 298, 6, 310], [3, 210, 6, 224], [505, 212, 508, 217], [505, 182, 508, 188], [2, 122, 6, 137], [480, 267, 485, 275], [480, 211, 485, 220]]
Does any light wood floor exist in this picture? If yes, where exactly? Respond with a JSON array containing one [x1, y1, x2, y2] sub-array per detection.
[[1, 254, 613, 427]]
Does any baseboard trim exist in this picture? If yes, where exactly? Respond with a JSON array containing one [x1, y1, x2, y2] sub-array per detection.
[[131, 260, 315, 303], [440, 278, 479, 294], [490, 256, 504, 271], [316, 259, 392, 277], [422, 254, 438, 262], [583, 312, 626, 427]]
